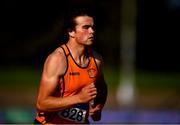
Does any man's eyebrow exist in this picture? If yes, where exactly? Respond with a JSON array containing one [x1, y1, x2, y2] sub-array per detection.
[[82, 25, 93, 28]]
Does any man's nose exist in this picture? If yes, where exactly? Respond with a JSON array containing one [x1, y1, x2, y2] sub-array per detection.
[[89, 27, 94, 34]]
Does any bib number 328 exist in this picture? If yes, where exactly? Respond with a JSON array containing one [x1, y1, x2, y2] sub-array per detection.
[[58, 108, 86, 123]]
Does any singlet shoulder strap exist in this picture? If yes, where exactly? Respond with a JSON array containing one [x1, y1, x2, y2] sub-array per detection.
[[60, 44, 70, 57], [88, 49, 100, 72]]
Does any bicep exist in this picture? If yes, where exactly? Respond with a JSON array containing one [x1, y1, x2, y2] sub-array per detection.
[[38, 74, 59, 99], [95, 66, 108, 105], [96, 72, 107, 93], [37, 53, 66, 100], [93, 51, 108, 105], [95, 54, 107, 90]]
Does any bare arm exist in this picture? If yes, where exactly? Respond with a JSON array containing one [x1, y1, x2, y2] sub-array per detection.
[[89, 51, 108, 121], [36, 48, 97, 112]]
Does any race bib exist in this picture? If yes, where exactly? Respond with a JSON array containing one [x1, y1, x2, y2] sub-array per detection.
[[58, 104, 88, 123]]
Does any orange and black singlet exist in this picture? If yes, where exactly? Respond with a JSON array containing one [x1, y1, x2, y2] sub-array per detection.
[[35, 44, 99, 124]]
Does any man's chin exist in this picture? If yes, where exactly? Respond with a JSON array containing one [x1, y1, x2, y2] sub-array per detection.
[[86, 41, 93, 46]]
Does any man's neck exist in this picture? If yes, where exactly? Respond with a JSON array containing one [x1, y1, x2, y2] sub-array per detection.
[[66, 41, 89, 66]]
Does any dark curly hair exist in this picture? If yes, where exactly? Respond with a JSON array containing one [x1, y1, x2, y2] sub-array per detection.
[[61, 6, 95, 43]]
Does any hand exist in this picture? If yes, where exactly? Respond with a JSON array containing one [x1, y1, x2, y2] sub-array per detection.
[[89, 104, 103, 121], [77, 83, 97, 103]]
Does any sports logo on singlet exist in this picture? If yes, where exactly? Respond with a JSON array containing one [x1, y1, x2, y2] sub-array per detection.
[[69, 72, 80, 76], [58, 104, 88, 123], [87, 68, 96, 78]]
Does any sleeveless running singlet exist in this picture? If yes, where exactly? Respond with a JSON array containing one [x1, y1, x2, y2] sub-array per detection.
[[35, 44, 99, 124]]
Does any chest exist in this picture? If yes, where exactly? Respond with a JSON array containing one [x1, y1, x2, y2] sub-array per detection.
[[62, 58, 98, 96]]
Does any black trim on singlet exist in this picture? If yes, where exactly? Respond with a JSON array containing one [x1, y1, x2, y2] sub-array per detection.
[[60, 45, 70, 75], [59, 45, 69, 97], [61, 77, 65, 97], [64, 44, 91, 69], [91, 52, 100, 74]]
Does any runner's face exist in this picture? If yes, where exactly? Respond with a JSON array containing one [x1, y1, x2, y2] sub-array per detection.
[[74, 16, 94, 46]]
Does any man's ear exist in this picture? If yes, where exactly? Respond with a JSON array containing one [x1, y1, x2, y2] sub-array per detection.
[[68, 31, 75, 38]]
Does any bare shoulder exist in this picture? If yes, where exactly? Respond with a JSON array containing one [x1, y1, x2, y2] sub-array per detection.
[[50, 47, 66, 60], [43, 47, 67, 77], [91, 50, 104, 69]]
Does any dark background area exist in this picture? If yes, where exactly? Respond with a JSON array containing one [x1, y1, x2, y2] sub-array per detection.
[[137, 0, 180, 72], [0, 0, 180, 71], [0, 0, 120, 68]]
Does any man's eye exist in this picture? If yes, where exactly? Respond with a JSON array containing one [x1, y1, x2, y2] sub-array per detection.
[[83, 25, 92, 29], [83, 26, 89, 29]]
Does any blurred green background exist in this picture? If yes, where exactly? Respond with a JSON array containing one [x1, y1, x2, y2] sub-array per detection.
[[0, 0, 180, 123]]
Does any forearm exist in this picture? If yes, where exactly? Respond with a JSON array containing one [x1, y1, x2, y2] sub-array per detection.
[[36, 95, 81, 112], [90, 83, 107, 121], [95, 83, 108, 106], [36, 82, 97, 112]]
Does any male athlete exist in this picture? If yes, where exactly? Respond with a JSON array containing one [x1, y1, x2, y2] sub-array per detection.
[[34, 8, 107, 124]]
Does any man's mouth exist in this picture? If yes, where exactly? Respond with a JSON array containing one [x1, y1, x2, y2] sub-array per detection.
[[89, 36, 94, 40]]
